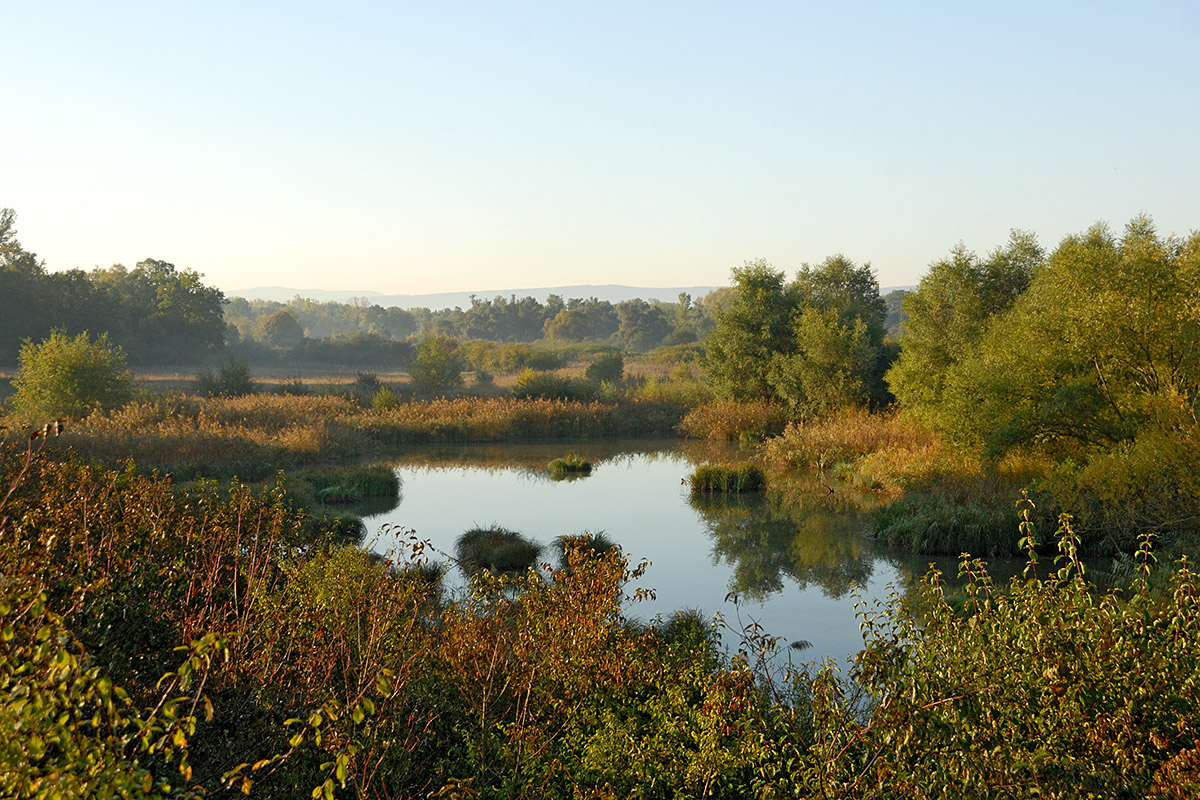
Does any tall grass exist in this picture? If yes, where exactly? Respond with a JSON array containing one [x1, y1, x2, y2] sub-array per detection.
[[689, 462, 766, 493], [760, 407, 938, 477], [680, 399, 790, 441], [41, 393, 690, 479]]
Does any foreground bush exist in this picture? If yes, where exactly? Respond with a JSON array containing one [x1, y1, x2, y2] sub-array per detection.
[[5, 434, 1200, 797]]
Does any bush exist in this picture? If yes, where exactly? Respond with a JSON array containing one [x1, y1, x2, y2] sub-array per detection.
[[9, 330, 134, 422], [409, 336, 463, 395], [195, 356, 256, 397], [585, 352, 624, 383], [371, 385, 401, 410], [512, 369, 598, 401], [350, 371, 383, 405]]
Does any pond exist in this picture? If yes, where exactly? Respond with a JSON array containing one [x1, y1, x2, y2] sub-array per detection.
[[364, 439, 966, 666]]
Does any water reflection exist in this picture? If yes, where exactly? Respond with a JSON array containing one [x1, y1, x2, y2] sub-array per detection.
[[691, 491, 875, 601], [363, 440, 909, 662]]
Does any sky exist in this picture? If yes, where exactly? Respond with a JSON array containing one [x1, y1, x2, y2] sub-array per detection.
[[5, 2, 1199, 296]]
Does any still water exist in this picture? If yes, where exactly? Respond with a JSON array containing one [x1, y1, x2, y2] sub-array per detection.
[[364, 440, 939, 665]]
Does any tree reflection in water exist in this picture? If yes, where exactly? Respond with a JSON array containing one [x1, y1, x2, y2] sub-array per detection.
[[690, 487, 876, 601]]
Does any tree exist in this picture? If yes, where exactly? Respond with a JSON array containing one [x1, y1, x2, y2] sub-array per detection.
[[9, 331, 134, 422], [542, 298, 619, 342], [792, 254, 887, 347], [702, 259, 795, 400], [585, 352, 625, 383], [259, 309, 305, 348], [768, 307, 873, 417], [886, 231, 1042, 427], [942, 217, 1199, 455], [408, 335, 463, 395], [614, 300, 672, 351], [704, 256, 886, 415]]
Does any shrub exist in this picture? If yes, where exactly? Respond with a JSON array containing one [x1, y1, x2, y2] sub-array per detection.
[[512, 369, 598, 402], [195, 356, 256, 397], [371, 385, 401, 410], [409, 335, 463, 395], [350, 371, 383, 405], [9, 330, 134, 422], [585, 352, 625, 383], [689, 463, 766, 493]]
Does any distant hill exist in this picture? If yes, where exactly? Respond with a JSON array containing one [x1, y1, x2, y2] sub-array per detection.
[[229, 284, 727, 310]]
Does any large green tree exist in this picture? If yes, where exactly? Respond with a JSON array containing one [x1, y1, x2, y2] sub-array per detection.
[[886, 230, 1043, 427], [704, 256, 886, 415], [944, 217, 1199, 455], [703, 259, 795, 401]]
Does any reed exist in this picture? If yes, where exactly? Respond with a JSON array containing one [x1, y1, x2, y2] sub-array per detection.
[[33, 393, 689, 479], [680, 399, 790, 441], [689, 462, 766, 493]]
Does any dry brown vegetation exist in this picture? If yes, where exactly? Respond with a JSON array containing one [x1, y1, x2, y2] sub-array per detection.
[[51, 393, 689, 480]]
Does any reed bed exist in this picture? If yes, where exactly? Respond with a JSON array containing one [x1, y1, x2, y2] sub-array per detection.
[[679, 399, 790, 441], [43, 393, 689, 479]]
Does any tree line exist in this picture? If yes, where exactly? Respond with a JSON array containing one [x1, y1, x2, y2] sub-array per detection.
[[702, 214, 1200, 550], [0, 210, 225, 364], [225, 290, 720, 358]]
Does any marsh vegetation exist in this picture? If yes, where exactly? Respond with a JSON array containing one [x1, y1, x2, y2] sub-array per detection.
[[5, 209, 1200, 795]]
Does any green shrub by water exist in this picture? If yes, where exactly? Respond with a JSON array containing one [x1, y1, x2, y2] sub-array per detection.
[[689, 462, 766, 493]]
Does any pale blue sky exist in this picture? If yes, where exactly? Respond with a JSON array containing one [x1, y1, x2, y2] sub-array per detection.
[[5, 2, 1198, 295]]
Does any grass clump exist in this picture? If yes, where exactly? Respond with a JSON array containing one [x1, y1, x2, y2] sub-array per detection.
[[872, 473, 1056, 556], [690, 462, 766, 493], [454, 524, 542, 578], [548, 451, 592, 479], [294, 465, 400, 505]]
